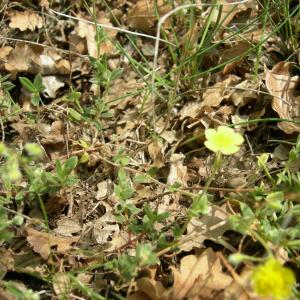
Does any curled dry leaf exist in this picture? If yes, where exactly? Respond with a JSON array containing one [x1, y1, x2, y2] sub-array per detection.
[[148, 139, 165, 168], [42, 76, 65, 98], [9, 10, 43, 31], [201, 75, 241, 109], [265, 62, 300, 134], [127, 0, 172, 33]]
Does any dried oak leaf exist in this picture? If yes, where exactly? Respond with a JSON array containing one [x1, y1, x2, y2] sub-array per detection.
[[4, 42, 43, 77], [171, 248, 232, 300], [9, 10, 43, 31], [127, 0, 172, 33], [26, 227, 79, 260], [265, 62, 300, 134]]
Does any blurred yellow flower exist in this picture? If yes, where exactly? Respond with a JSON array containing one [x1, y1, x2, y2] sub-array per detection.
[[204, 126, 244, 155], [251, 258, 295, 300]]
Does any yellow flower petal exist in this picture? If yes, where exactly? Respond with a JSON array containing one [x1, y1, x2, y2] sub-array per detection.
[[220, 145, 240, 155], [204, 126, 244, 155], [251, 258, 295, 300]]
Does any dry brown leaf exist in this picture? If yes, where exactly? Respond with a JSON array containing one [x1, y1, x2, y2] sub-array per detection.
[[75, 13, 116, 57], [0, 46, 13, 61], [4, 42, 43, 77], [45, 194, 69, 215], [93, 212, 119, 244], [128, 292, 153, 300], [69, 33, 87, 54], [104, 78, 144, 109], [96, 180, 110, 200], [148, 139, 165, 168], [180, 205, 231, 252], [224, 269, 255, 300], [210, 0, 256, 27], [39, 0, 49, 8], [168, 249, 232, 300], [167, 153, 188, 187], [53, 218, 82, 237], [171, 254, 210, 299], [221, 41, 251, 75], [135, 277, 169, 300], [26, 227, 79, 260], [201, 75, 241, 108], [41, 120, 65, 145], [52, 273, 71, 296], [40, 51, 71, 75], [187, 253, 232, 299], [26, 227, 51, 260], [179, 101, 201, 120], [266, 62, 300, 134], [9, 10, 43, 31], [127, 0, 172, 33]]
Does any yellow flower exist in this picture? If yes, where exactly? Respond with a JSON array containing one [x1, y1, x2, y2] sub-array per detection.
[[204, 126, 244, 155], [251, 258, 296, 300]]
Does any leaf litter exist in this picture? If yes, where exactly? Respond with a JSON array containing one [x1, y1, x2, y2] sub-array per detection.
[[0, 0, 300, 299]]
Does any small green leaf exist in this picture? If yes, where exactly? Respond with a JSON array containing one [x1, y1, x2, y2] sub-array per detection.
[[229, 214, 254, 234], [110, 68, 124, 81], [79, 151, 90, 164], [24, 143, 43, 158], [188, 193, 209, 217], [68, 108, 82, 121], [117, 168, 127, 182], [266, 191, 284, 211], [78, 140, 90, 149], [55, 160, 64, 178], [133, 174, 150, 184], [19, 77, 36, 93], [33, 73, 45, 92], [31, 93, 41, 106], [12, 215, 24, 226], [257, 153, 270, 169], [136, 244, 158, 266], [63, 156, 78, 174], [0, 143, 8, 156]]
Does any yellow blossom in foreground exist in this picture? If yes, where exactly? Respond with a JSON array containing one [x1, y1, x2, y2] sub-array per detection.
[[204, 126, 244, 155], [251, 258, 295, 300]]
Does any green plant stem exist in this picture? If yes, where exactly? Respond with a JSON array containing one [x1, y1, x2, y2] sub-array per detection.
[[179, 151, 223, 236], [250, 229, 272, 256], [37, 194, 49, 231]]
